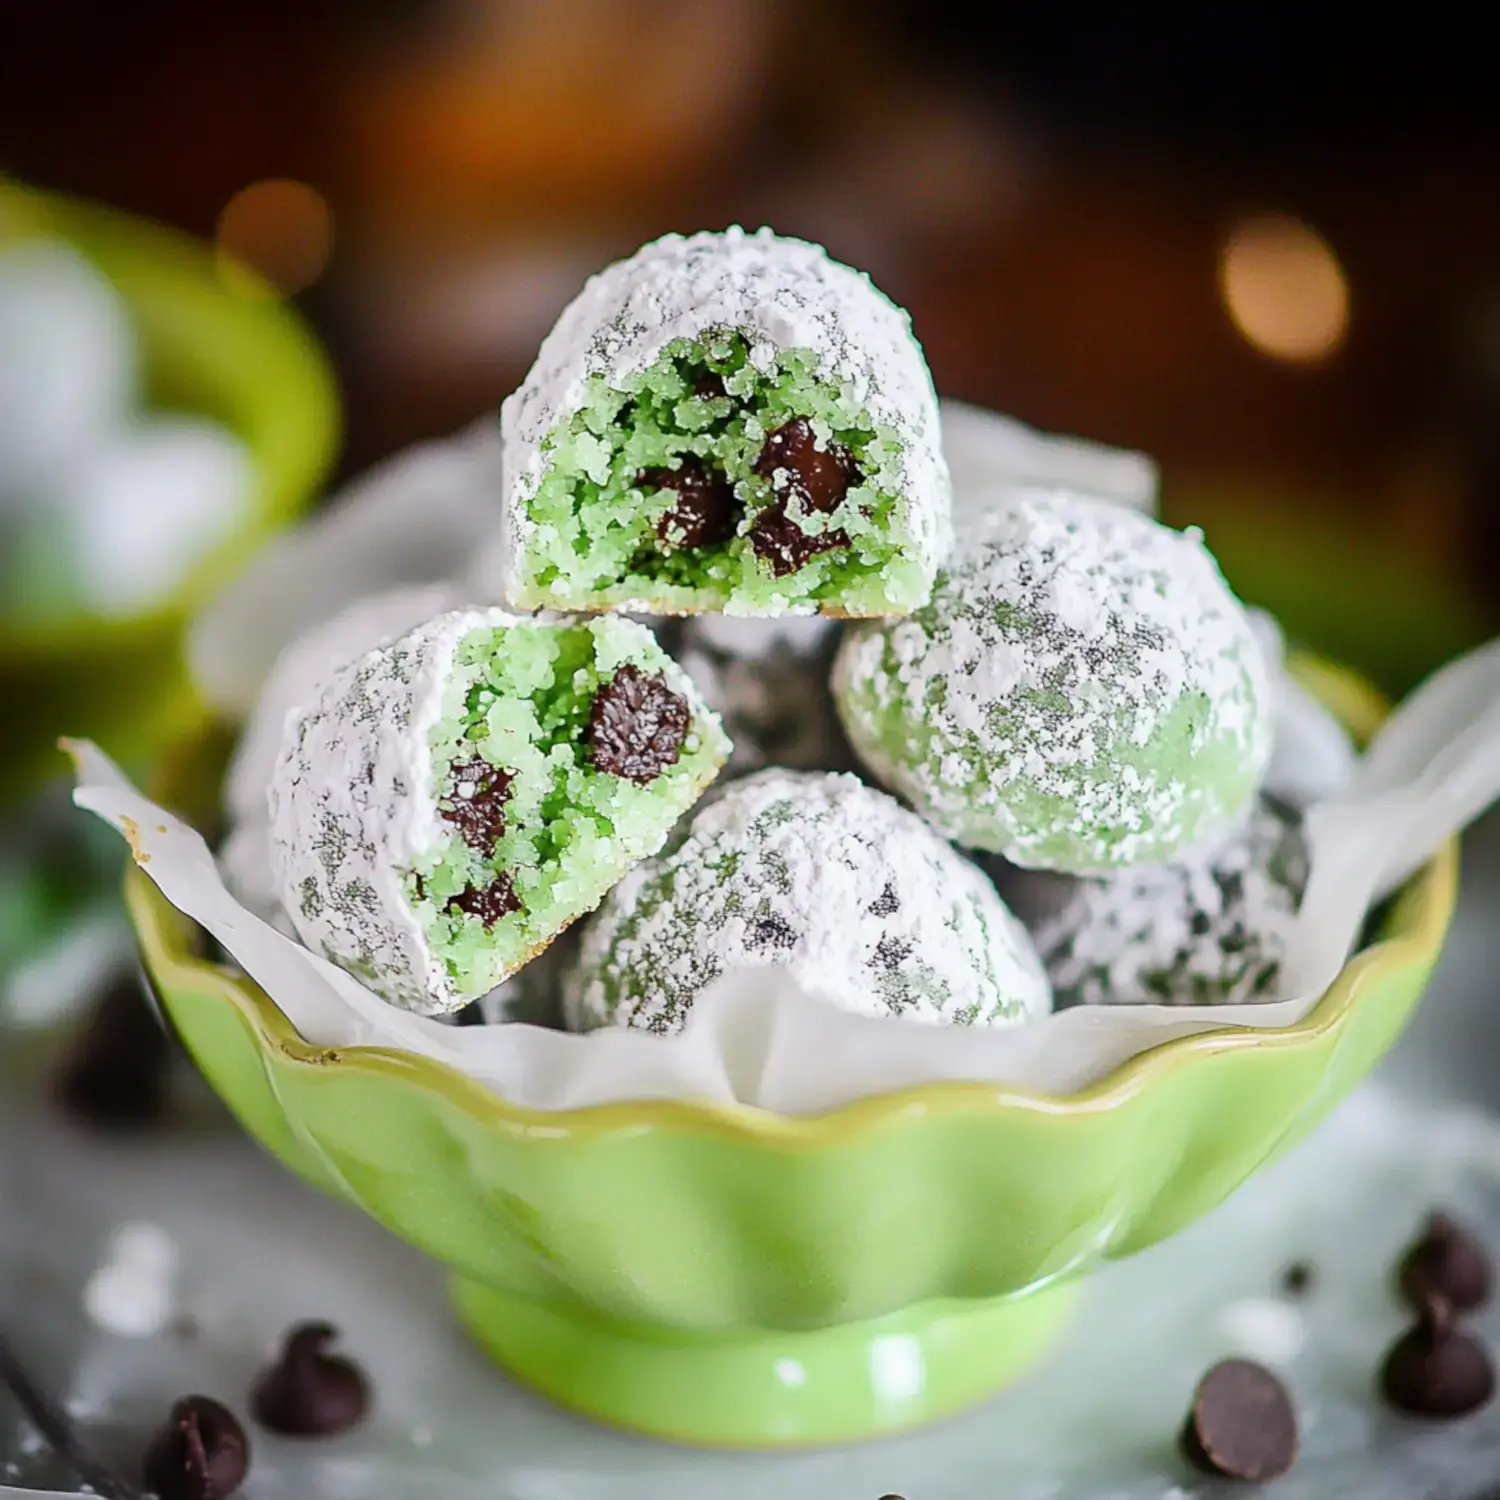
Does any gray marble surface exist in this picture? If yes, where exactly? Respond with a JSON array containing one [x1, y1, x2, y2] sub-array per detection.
[[4, 810, 1500, 1499]]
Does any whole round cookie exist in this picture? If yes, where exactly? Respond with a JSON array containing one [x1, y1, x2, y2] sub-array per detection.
[[566, 769, 1051, 1034], [833, 488, 1272, 872], [1022, 795, 1309, 1007]]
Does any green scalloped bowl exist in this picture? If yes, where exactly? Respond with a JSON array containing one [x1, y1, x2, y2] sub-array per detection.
[[0, 179, 338, 807], [127, 656, 1457, 1449]]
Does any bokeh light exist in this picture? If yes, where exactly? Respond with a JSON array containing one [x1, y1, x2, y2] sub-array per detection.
[[215, 180, 333, 297], [1219, 212, 1349, 364]]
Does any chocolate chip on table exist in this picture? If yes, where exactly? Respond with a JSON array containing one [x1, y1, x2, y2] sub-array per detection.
[[1398, 1212, 1492, 1313], [251, 1322, 370, 1438], [749, 417, 858, 576], [1280, 1260, 1315, 1297], [1179, 1359, 1299, 1481], [53, 973, 172, 1131], [640, 457, 741, 550], [447, 873, 522, 928], [141, 1395, 249, 1500], [1380, 1293, 1495, 1419], [440, 757, 513, 853], [588, 664, 691, 782]]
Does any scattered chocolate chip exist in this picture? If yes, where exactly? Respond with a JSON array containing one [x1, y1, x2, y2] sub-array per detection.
[[749, 418, 858, 576], [588, 664, 691, 782], [1398, 1212, 1492, 1313], [440, 757, 513, 853], [868, 883, 901, 917], [1179, 1359, 1298, 1482], [251, 1322, 370, 1438], [141, 1396, 249, 1500], [746, 913, 798, 951], [1380, 1293, 1495, 1419], [692, 370, 727, 399], [448, 873, 522, 928], [53, 974, 171, 1131], [1281, 1260, 1315, 1297], [640, 457, 741, 550]]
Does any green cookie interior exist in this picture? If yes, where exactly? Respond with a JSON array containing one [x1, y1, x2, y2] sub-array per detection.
[[512, 331, 926, 614], [407, 618, 726, 999]]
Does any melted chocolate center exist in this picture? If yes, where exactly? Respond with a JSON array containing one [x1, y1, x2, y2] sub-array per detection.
[[749, 418, 859, 576]]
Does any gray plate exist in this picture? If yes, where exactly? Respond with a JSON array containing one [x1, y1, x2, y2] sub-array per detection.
[[5, 811, 1500, 1500]]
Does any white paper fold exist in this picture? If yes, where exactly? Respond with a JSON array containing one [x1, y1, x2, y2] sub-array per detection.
[[188, 418, 504, 717], [69, 628, 1500, 1113], [939, 398, 1159, 521]]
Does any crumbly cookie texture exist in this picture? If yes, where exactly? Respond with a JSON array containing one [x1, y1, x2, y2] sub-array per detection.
[[1017, 796, 1309, 1007], [269, 609, 729, 1013], [566, 769, 1051, 1035], [833, 488, 1272, 873], [499, 228, 951, 618]]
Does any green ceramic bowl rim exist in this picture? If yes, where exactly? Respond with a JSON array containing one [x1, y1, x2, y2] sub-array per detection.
[[0, 178, 339, 654], [128, 651, 1460, 1147]]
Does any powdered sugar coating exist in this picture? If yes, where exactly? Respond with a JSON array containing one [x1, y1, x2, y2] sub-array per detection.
[[499, 227, 950, 615], [226, 583, 470, 836], [270, 608, 526, 1011], [832, 488, 1272, 871], [268, 608, 725, 1013], [1026, 796, 1308, 1006], [219, 584, 470, 932], [567, 770, 1051, 1034]]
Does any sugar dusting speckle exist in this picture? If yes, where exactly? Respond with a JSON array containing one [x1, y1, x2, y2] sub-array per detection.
[[834, 488, 1272, 871], [568, 769, 1051, 1034], [1028, 797, 1308, 1007]]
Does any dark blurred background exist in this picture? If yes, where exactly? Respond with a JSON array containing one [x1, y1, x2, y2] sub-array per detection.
[[1, 0, 1498, 1128], [4, 0, 1500, 688]]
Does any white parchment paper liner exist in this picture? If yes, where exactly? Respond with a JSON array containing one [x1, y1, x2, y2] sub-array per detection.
[[73, 401, 1499, 1115], [69, 627, 1500, 1115], [188, 417, 505, 719]]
